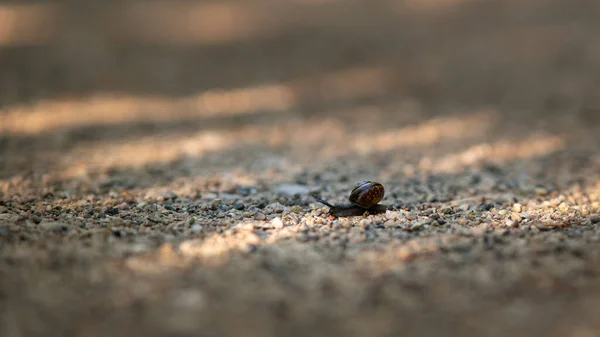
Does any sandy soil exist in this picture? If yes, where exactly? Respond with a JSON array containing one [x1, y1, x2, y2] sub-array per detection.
[[2, 0, 600, 336]]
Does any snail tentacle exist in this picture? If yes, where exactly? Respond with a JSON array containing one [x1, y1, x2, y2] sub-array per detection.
[[310, 194, 335, 208]]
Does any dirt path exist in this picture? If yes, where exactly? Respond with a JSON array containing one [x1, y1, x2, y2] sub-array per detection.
[[2, 1, 600, 336]]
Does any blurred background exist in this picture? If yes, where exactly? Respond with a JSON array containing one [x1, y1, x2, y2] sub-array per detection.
[[1, 0, 600, 193]]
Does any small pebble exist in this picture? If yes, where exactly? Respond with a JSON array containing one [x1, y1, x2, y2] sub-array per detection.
[[533, 221, 569, 231], [254, 213, 266, 221], [272, 217, 284, 229], [384, 220, 395, 227], [268, 203, 284, 213], [359, 220, 369, 229], [287, 214, 299, 225], [210, 199, 222, 211], [191, 224, 202, 233], [105, 207, 119, 216], [513, 203, 523, 213], [410, 221, 427, 230], [505, 219, 518, 228], [233, 202, 245, 210], [558, 202, 569, 213], [385, 211, 398, 220], [590, 215, 600, 223]]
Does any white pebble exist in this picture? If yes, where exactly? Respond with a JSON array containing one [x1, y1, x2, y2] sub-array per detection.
[[271, 217, 284, 229], [513, 203, 523, 213]]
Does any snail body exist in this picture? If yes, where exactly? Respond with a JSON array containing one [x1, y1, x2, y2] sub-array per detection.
[[312, 181, 389, 217]]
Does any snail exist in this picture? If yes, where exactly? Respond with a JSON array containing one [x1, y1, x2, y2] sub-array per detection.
[[311, 181, 389, 217]]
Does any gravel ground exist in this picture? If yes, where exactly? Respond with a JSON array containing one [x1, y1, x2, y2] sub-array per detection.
[[2, 1, 600, 336]]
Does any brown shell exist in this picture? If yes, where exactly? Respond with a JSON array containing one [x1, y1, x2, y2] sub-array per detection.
[[348, 181, 384, 208]]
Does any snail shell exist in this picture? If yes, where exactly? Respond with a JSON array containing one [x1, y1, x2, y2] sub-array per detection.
[[349, 181, 385, 208], [311, 181, 388, 217]]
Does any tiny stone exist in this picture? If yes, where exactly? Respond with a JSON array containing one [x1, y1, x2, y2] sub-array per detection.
[[270, 204, 284, 213], [430, 220, 440, 227], [510, 213, 522, 222], [254, 213, 266, 221], [272, 217, 284, 229], [290, 206, 302, 213], [590, 215, 600, 223], [210, 199, 222, 210], [233, 202, 245, 210], [359, 220, 369, 229], [118, 202, 129, 210], [505, 219, 518, 228], [288, 214, 299, 225], [385, 211, 398, 220], [105, 207, 119, 216], [191, 224, 202, 233], [513, 203, 523, 213], [0, 206, 7, 213], [558, 202, 569, 213], [410, 221, 427, 230]]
